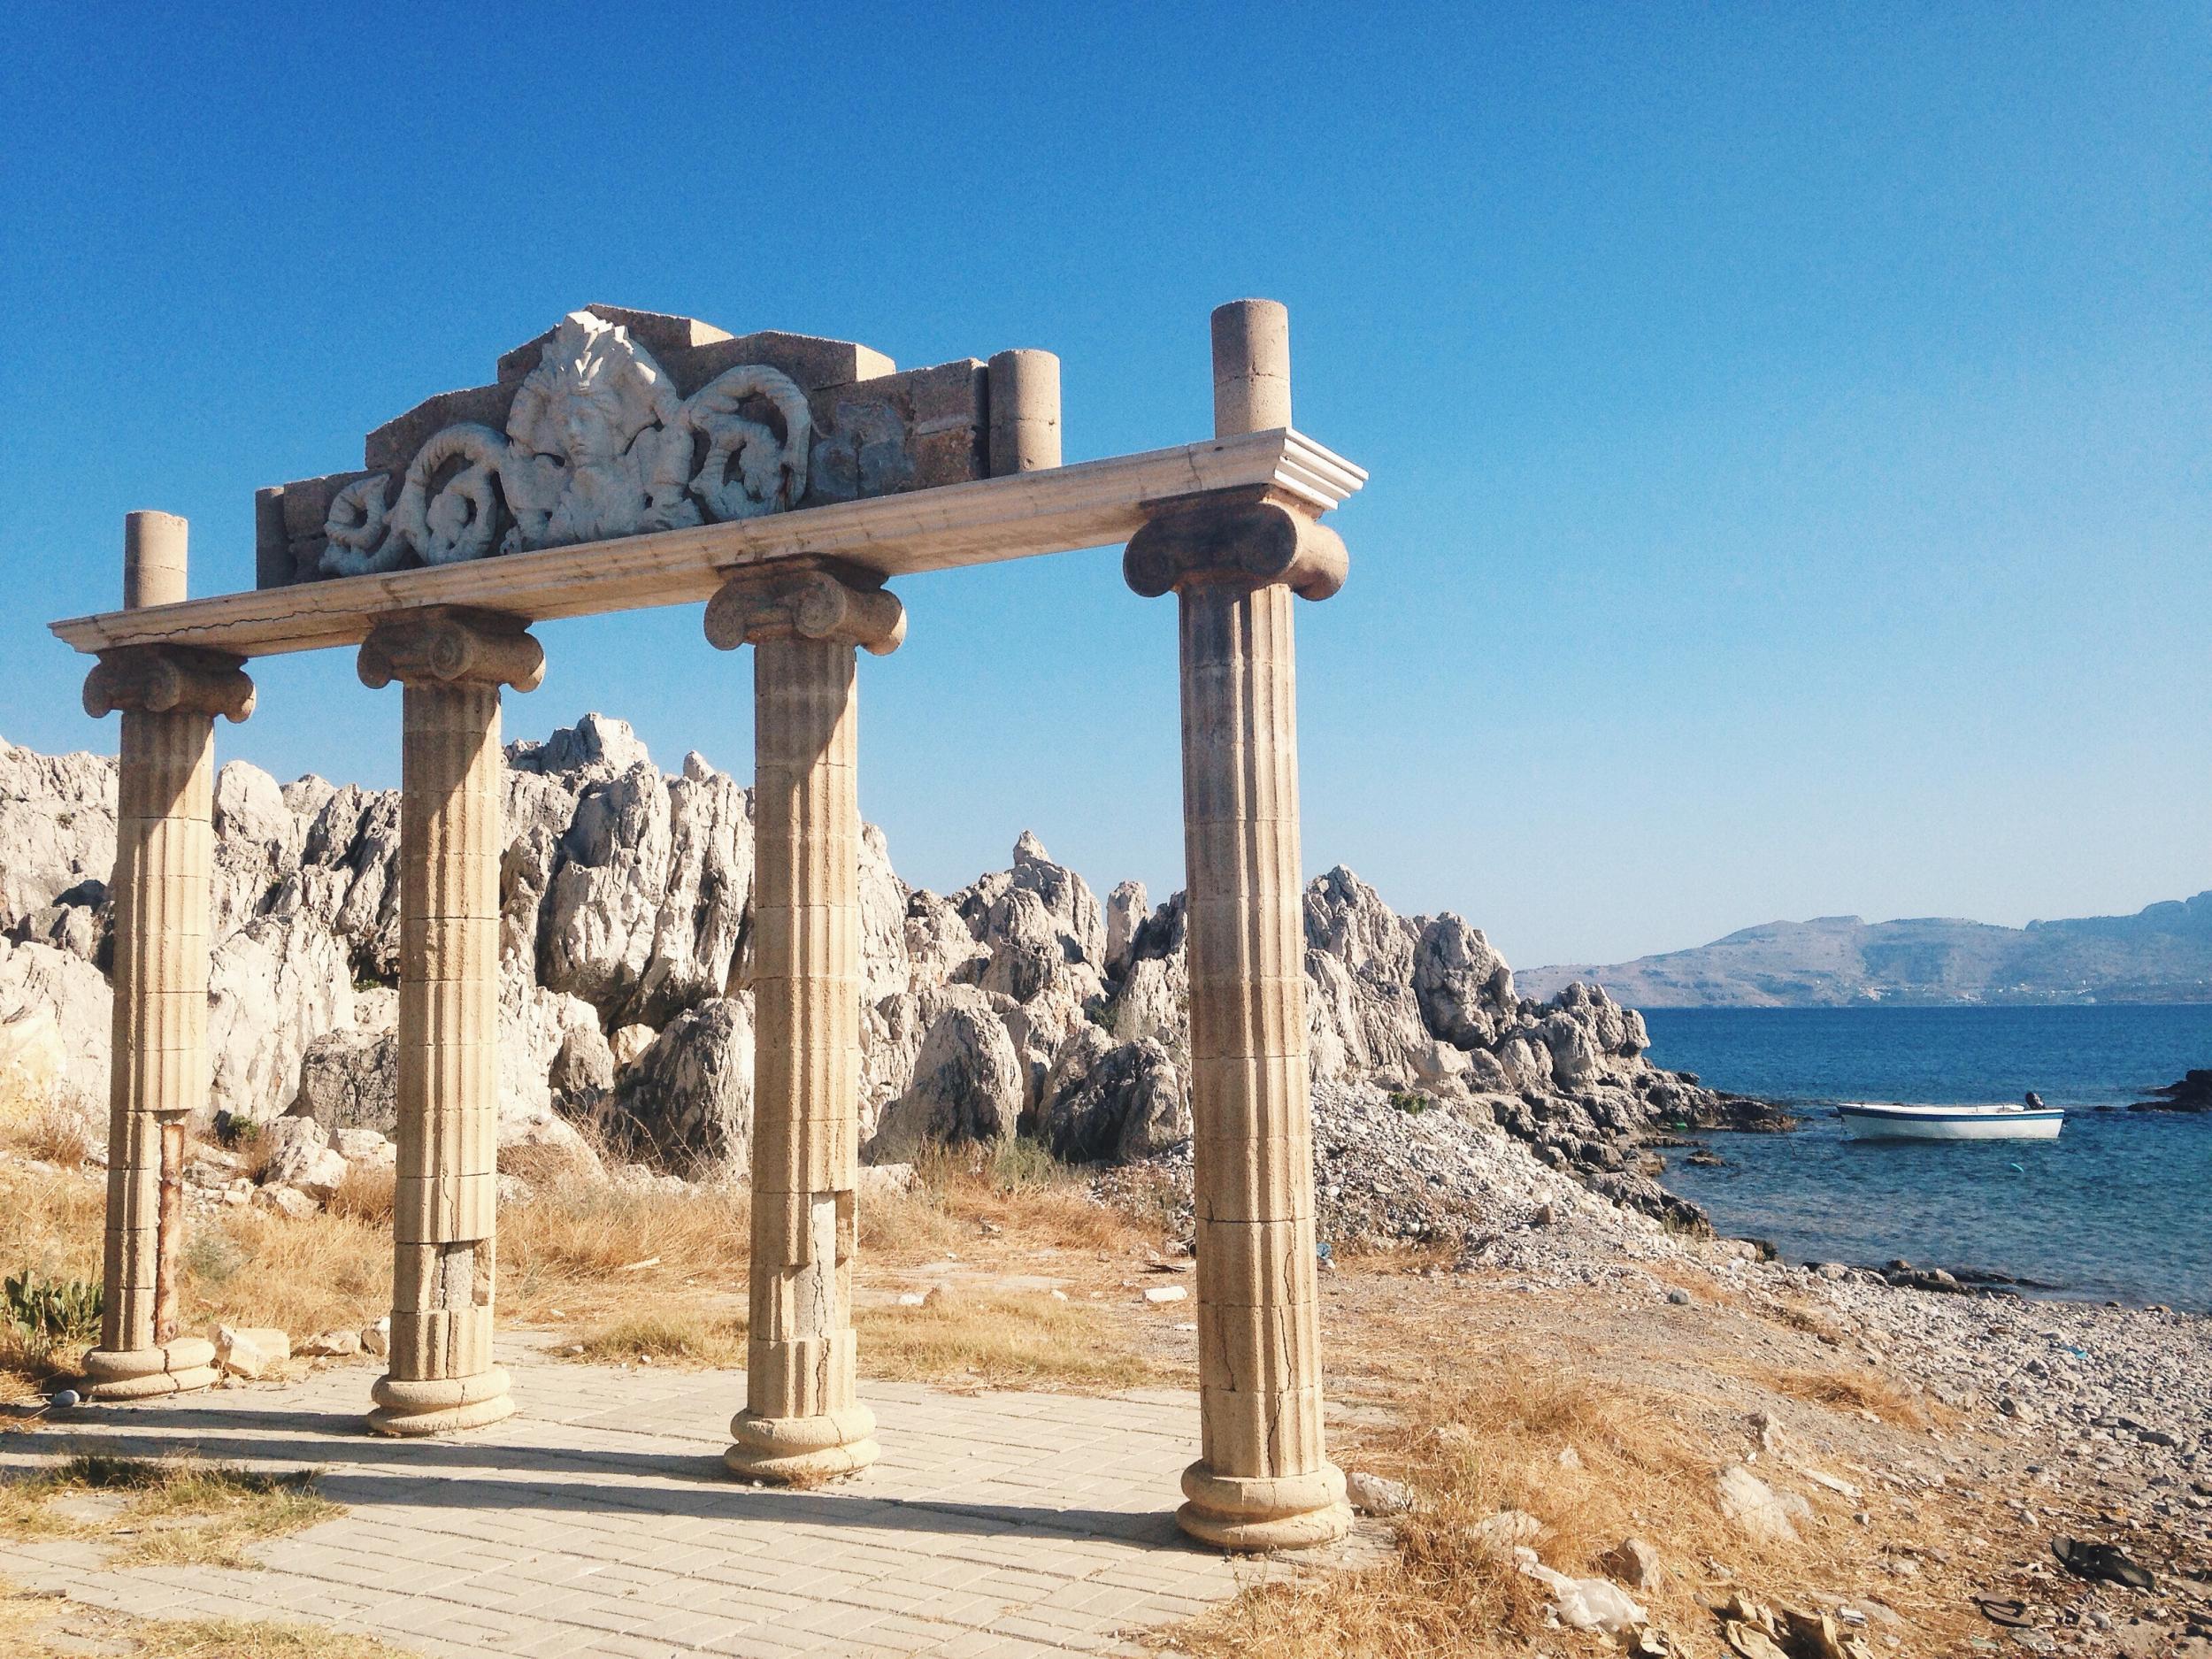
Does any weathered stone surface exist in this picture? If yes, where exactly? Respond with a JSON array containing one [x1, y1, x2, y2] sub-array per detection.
[[262, 1116, 349, 1200], [0, 1005, 67, 1109], [0, 940, 111, 1107], [0, 719, 1765, 1229], [292, 1028, 397, 1133], [1715, 1463, 1812, 1545], [0, 740, 116, 938], [608, 997, 756, 1173], [208, 916, 355, 1125], [866, 987, 1024, 1160], [1040, 1036, 1187, 1164]]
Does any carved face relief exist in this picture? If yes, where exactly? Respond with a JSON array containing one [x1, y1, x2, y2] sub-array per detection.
[[319, 309, 816, 577]]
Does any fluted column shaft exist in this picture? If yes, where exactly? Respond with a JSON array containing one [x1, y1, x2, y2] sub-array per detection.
[[1125, 298, 1351, 1551], [81, 512, 252, 1402], [359, 608, 541, 1436], [90, 712, 219, 1394], [706, 565, 902, 1483]]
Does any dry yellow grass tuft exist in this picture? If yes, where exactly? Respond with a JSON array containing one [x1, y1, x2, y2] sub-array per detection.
[[566, 1309, 749, 1368], [861, 1141, 1164, 1264], [0, 1578, 412, 1657], [1755, 1363, 1940, 1427], [0, 1454, 339, 1570], [855, 1287, 1152, 1391], [502, 1183, 749, 1322]]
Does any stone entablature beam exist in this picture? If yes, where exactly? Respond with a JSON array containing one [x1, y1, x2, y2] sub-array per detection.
[[50, 430, 1363, 663], [359, 607, 539, 1436], [709, 564, 898, 1483], [81, 512, 249, 1402]]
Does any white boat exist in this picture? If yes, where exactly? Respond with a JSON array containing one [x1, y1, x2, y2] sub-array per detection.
[[1836, 1101, 2064, 1141]]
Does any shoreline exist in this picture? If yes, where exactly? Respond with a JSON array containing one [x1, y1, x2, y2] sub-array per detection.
[[1656, 1109, 2210, 1318]]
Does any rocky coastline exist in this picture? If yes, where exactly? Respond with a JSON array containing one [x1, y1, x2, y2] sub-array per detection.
[[0, 715, 1786, 1233]]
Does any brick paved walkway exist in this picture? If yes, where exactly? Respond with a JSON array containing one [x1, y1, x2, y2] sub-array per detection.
[[0, 1337, 1368, 1656]]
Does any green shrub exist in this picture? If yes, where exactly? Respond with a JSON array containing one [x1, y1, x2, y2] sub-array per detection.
[[3, 1272, 103, 1344]]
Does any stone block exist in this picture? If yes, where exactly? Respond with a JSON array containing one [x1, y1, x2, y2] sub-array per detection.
[[214, 1324, 290, 1379]]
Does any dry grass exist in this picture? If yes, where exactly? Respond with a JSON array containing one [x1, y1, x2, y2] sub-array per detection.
[[855, 1287, 1152, 1391], [1169, 1353, 1731, 1658], [183, 1204, 390, 1338], [0, 1454, 338, 1570], [0, 1578, 411, 1657], [861, 1141, 1164, 1265], [1753, 1363, 1939, 1428], [503, 1183, 749, 1323], [326, 1163, 396, 1225], [567, 1309, 749, 1367]]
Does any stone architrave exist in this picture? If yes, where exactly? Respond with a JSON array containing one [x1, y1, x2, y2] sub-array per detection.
[[705, 565, 902, 1482], [357, 607, 541, 1435], [1123, 301, 1353, 1551], [81, 512, 255, 1401]]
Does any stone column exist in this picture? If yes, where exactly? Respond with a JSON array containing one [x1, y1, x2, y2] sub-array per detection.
[[81, 513, 254, 1401], [1125, 300, 1352, 1551], [705, 565, 903, 1482], [357, 607, 541, 1437]]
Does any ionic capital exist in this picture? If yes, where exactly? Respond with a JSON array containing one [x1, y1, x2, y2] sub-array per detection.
[[704, 565, 905, 657], [83, 646, 255, 723], [357, 607, 544, 693], [1123, 495, 1347, 603]]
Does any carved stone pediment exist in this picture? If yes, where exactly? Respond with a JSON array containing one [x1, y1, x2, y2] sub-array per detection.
[[257, 305, 1059, 589]]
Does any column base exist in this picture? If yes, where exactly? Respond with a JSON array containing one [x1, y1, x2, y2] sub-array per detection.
[[367, 1368, 515, 1437], [725, 1404, 879, 1484], [81, 1339, 220, 1402], [1176, 1461, 1352, 1552]]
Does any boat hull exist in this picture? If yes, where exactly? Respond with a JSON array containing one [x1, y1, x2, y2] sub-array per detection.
[[1838, 1106, 2064, 1141]]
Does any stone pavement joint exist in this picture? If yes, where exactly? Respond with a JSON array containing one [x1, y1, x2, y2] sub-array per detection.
[[0, 1340, 1381, 1655]]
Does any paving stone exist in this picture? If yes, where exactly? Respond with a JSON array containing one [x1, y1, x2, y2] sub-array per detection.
[[0, 1341, 1368, 1655]]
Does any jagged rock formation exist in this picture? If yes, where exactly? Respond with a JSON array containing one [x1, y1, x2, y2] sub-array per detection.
[[0, 718, 1773, 1220]]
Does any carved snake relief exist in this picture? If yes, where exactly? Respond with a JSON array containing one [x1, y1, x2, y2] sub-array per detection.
[[320, 311, 818, 577]]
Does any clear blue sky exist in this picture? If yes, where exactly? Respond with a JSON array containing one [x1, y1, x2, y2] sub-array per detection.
[[2, 4, 2204, 968]]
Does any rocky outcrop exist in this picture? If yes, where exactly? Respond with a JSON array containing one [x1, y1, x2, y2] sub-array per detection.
[[0, 719, 1772, 1231], [2130, 1070, 2212, 1113]]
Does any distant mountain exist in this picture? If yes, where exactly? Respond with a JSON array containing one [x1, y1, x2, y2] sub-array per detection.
[[1522, 894, 2212, 1008]]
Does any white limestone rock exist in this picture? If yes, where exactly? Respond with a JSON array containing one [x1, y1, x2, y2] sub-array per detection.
[[1411, 914, 1513, 1050], [260, 1117, 349, 1202], [1039, 1035, 1187, 1163], [209, 916, 355, 1124], [0, 939, 113, 1107], [1714, 1463, 1812, 1545], [0, 1005, 66, 1109], [858, 823, 911, 1003], [292, 1027, 397, 1133], [0, 739, 116, 935], [867, 986, 1023, 1160], [1103, 879, 1148, 981], [900, 888, 984, 990], [210, 760, 296, 937], [609, 1022, 657, 1071], [607, 996, 756, 1172]]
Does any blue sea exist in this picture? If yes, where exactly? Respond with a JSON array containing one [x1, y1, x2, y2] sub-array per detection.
[[1641, 1006, 2212, 1312]]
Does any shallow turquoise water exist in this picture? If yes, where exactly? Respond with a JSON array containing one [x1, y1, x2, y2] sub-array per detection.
[[1641, 1005, 2212, 1311]]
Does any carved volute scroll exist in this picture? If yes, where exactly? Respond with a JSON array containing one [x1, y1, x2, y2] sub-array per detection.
[[1123, 495, 1348, 603], [357, 607, 546, 692], [322, 311, 816, 577], [82, 646, 256, 723], [703, 566, 906, 657]]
